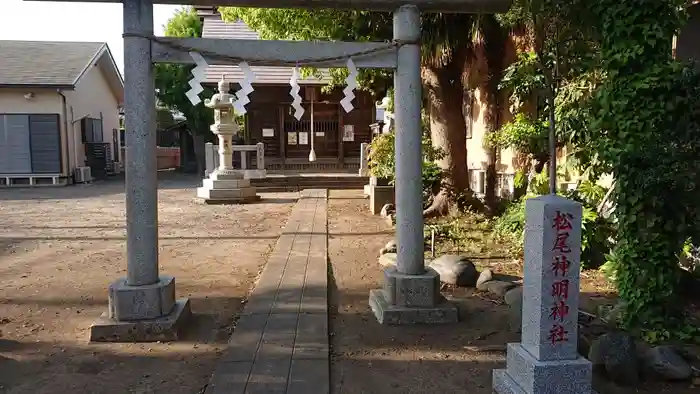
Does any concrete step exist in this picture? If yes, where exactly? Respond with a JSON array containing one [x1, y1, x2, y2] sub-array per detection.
[[250, 175, 368, 191]]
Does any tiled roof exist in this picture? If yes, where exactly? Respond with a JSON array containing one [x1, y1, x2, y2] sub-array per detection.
[[200, 15, 331, 85], [0, 41, 105, 87]]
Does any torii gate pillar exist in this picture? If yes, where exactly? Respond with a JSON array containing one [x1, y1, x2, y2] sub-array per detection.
[[89, 0, 190, 342], [368, 5, 458, 325]]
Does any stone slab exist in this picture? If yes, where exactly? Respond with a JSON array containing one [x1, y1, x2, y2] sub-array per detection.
[[368, 289, 458, 325], [369, 185, 395, 215], [89, 298, 191, 342], [196, 185, 257, 200], [203, 178, 250, 189], [203, 189, 329, 393], [210, 170, 244, 180], [108, 275, 176, 321], [243, 169, 267, 179], [383, 266, 440, 307], [493, 343, 594, 394], [287, 358, 330, 394], [194, 195, 261, 205], [204, 360, 252, 394]]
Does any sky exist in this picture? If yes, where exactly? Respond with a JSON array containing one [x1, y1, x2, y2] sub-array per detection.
[[0, 0, 183, 74]]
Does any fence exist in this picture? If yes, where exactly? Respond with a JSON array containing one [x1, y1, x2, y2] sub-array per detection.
[[205, 142, 266, 178], [119, 147, 180, 171]]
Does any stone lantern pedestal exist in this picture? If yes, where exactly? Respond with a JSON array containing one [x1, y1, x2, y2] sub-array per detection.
[[195, 76, 259, 204]]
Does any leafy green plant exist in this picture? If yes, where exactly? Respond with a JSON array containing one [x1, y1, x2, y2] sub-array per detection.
[[485, 113, 549, 157], [588, 0, 700, 338], [367, 125, 446, 207], [493, 175, 614, 269]]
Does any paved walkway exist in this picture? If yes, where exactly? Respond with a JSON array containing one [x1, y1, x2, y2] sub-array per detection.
[[205, 189, 329, 394]]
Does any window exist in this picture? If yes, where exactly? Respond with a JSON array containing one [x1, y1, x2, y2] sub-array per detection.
[[81, 117, 104, 143]]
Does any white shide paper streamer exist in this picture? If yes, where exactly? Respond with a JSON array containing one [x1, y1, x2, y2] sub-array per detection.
[[233, 62, 256, 115], [289, 66, 304, 120], [186, 52, 208, 106], [340, 58, 358, 113]]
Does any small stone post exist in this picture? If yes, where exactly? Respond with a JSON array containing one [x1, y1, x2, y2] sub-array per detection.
[[196, 76, 259, 204], [205, 142, 215, 177], [89, 0, 190, 342], [368, 5, 457, 325], [359, 142, 370, 176], [493, 194, 595, 394]]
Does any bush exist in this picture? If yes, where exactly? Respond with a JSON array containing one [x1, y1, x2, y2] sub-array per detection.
[[493, 178, 614, 269], [367, 129, 445, 208]]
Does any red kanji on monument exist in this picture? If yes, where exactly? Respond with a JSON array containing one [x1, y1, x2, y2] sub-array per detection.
[[551, 255, 570, 276], [552, 232, 572, 253], [552, 210, 574, 231], [549, 300, 570, 322], [548, 324, 569, 344], [551, 279, 570, 300]]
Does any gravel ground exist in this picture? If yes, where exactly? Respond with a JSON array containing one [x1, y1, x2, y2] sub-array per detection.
[[0, 174, 296, 394], [327, 189, 517, 394]]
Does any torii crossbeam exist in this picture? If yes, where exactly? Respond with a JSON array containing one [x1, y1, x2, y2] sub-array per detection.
[[23, 0, 511, 343]]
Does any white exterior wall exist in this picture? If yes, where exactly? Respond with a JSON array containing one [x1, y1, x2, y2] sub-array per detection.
[[63, 65, 121, 170]]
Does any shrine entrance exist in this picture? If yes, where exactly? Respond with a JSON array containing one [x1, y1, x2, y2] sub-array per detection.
[[283, 102, 340, 159]]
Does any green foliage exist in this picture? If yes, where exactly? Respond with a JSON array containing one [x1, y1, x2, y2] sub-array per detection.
[[493, 175, 615, 269], [589, 0, 700, 338], [219, 7, 393, 94], [367, 128, 445, 206], [154, 7, 213, 136], [486, 113, 548, 156]]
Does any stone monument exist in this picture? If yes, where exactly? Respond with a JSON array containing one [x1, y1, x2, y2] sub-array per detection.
[[196, 76, 259, 204], [493, 194, 596, 394]]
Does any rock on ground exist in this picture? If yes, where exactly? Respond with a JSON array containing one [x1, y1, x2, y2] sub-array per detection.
[[428, 255, 479, 287], [379, 253, 397, 268], [505, 286, 523, 334], [484, 280, 516, 297], [643, 346, 693, 381], [476, 268, 493, 290], [589, 332, 640, 386], [380, 203, 395, 218], [379, 239, 397, 256]]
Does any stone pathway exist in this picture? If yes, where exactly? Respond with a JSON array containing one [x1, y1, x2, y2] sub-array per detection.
[[205, 189, 329, 394]]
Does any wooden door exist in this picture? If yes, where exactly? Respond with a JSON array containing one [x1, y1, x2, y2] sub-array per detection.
[[283, 103, 339, 159]]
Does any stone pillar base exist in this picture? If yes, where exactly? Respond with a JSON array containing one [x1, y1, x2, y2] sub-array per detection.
[[195, 172, 260, 204], [493, 343, 596, 394], [369, 185, 395, 215], [89, 275, 191, 342], [368, 267, 458, 325]]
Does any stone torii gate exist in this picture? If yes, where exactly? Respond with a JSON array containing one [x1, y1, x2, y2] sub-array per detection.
[[26, 0, 510, 340]]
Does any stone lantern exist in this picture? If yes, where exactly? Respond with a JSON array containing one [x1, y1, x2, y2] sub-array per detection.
[[196, 76, 259, 204]]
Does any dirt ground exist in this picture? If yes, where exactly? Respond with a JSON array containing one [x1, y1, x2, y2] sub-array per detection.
[[0, 174, 296, 394], [327, 189, 518, 394], [326, 189, 699, 394]]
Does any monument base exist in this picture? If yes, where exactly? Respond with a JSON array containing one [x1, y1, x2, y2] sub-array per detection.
[[369, 185, 395, 215], [195, 172, 259, 204], [369, 267, 458, 324], [369, 289, 458, 325], [493, 343, 596, 394], [89, 299, 191, 342]]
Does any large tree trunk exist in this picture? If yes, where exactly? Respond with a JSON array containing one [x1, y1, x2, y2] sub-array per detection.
[[422, 62, 481, 217]]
